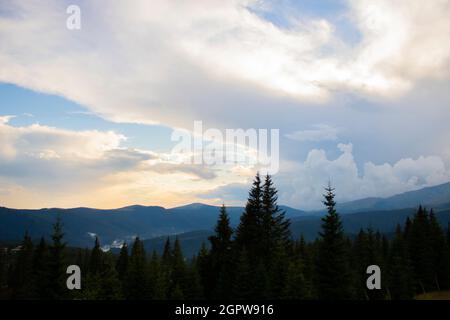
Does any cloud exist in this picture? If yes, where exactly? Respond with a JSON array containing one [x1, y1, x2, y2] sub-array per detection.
[[0, 0, 449, 130], [0, 115, 15, 124], [199, 182, 250, 205], [285, 124, 339, 142], [0, 118, 247, 208], [1, 1, 450, 210], [147, 163, 218, 180], [279, 143, 450, 210]]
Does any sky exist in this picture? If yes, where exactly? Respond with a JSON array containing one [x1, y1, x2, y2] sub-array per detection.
[[1, 0, 450, 210]]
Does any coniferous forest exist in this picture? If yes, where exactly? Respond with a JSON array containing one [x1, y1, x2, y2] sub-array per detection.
[[1, 173, 450, 300]]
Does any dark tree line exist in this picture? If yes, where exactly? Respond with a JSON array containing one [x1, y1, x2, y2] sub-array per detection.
[[1, 173, 450, 300]]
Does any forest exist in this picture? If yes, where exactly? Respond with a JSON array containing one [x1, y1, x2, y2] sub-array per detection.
[[1, 173, 449, 300]]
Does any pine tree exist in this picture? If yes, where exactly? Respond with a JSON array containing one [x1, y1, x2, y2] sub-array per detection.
[[97, 253, 123, 300], [232, 248, 254, 300], [162, 237, 173, 267], [32, 237, 50, 299], [387, 225, 414, 299], [408, 206, 434, 293], [185, 260, 204, 300], [10, 232, 34, 299], [47, 216, 67, 300], [262, 174, 291, 249], [235, 173, 263, 257], [315, 184, 353, 299], [148, 251, 167, 299], [208, 205, 234, 299], [196, 242, 212, 299], [261, 174, 291, 298], [161, 237, 174, 298], [116, 243, 128, 285], [170, 237, 187, 299], [352, 229, 369, 299], [126, 237, 149, 299], [447, 222, 450, 246], [293, 235, 314, 298], [283, 257, 310, 299], [89, 237, 103, 275], [428, 210, 449, 290], [0, 246, 6, 292]]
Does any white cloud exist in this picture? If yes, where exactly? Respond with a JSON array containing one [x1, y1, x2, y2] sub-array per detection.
[[0, 0, 449, 129], [285, 124, 339, 142], [0, 115, 15, 124], [0, 118, 244, 208], [1, 1, 450, 210], [0, 120, 126, 160], [280, 143, 450, 210]]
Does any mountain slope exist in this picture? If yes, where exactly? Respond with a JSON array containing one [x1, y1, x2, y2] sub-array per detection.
[[0, 203, 308, 248], [2, 181, 450, 249], [143, 207, 450, 257], [336, 182, 450, 213]]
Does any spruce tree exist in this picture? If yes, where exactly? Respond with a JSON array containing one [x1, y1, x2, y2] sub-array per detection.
[[47, 216, 67, 300], [162, 237, 173, 267], [235, 173, 263, 257], [89, 237, 103, 275], [0, 246, 6, 292], [116, 242, 128, 294], [232, 248, 254, 300], [148, 251, 167, 299], [208, 205, 234, 299], [185, 260, 204, 300], [315, 184, 353, 299], [352, 229, 369, 299], [428, 210, 449, 290], [387, 225, 414, 299], [261, 175, 291, 297], [126, 237, 149, 299], [32, 237, 50, 299], [196, 243, 213, 299], [262, 174, 291, 249], [170, 237, 187, 299], [10, 232, 34, 299], [97, 253, 123, 300], [283, 257, 310, 299], [408, 206, 434, 293]]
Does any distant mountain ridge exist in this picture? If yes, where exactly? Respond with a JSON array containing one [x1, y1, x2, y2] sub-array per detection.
[[1, 181, 450, 250], [0, 203, 308, 248], [336, 182, 450, 213]]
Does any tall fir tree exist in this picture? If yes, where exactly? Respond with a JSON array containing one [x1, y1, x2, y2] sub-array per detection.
[[232, 248, 255, 300], [169, 237, 187, 299], [126, 237, 149, 299], [196, 242, 213, 299], [89, 237, 102, 275], [387, 224, 414, 300], [47, 216, 67, 300], [262, 174, 291, 249], [32, 237, 50, 299], [208, 205, 234, 299], [428, 209, 449, 290], [315, 184, 353, 299], [10, 232, 34, 299], [408, 206, 434, 293], [235, 173, 263, 257], [148, 251, 167, 299], [116, 243, 129, 291]]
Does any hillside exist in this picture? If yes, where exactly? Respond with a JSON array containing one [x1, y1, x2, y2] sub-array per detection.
[[336, 182, 450, 213], [0, 203, 307, 248], [2, 181, 450, 249]]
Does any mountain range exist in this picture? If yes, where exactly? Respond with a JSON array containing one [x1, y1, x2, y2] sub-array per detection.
[[2, 182, 450, 255]]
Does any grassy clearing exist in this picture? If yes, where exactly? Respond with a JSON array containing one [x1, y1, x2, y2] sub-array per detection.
[[415, 290, 450, 300]]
